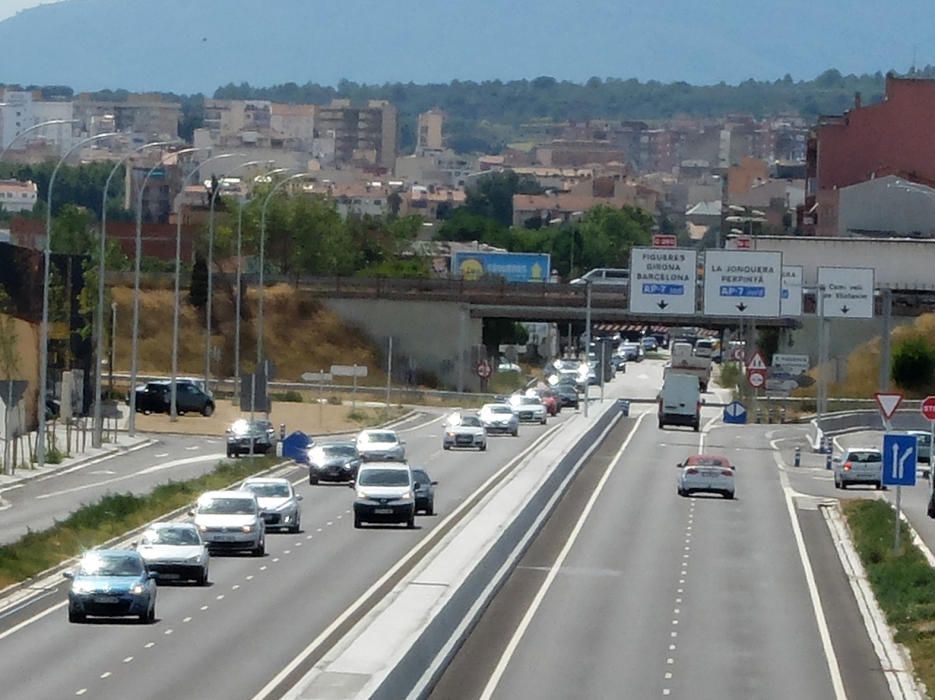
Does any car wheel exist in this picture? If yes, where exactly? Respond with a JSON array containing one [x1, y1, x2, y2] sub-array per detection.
[[289, 519, 300, 534], [309, 474, 319, 485], [426, 500, 435, 516], [197, 567, 209, 586], [658, 419, 665, 429], [202, 403, 215, 417], [443, 444, 451, 450], [68, 606, 85, 623], [724, 491, 734, 500], [407, 515, 416, 529], [479, 443, 487, 451], [833, 477, 840, 489], [840, 482, 847, 490], [540, 417, 547, 425], [142, 408, 152, 416], [252, 539, 265, 557], [354, 515, 362, 529], [875, 482, 883, 490], [693, 423, 700, 432], [511, 429, 518, 437]]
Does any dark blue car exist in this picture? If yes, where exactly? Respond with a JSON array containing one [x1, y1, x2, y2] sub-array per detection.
[[64, 549, 157, 624]]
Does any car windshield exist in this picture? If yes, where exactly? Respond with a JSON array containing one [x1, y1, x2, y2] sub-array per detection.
[[520, 397, 540, 405], [412, 469, 431, 484], [244, 482, 291, 498], [459, 416, 482, 427], [358, 469, 409, 486], [77, 552, 143, 577], [323, 445, 357, 457], [362, 432, 397, 444], [198, 497, 256, 514], [141, 527, 200, 546], [687, 456, 728, 467], [229, 419, 267, 436], [489, 406, 512, 414], [846, 451, 882, 463]]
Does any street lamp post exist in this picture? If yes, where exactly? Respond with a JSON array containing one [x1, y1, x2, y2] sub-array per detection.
[[37, 131, 119, 466], [169, 153, 239, 421], [234, 166, 286, 401], [257, 172, 306, 369], [92, 140, 176, 447], [128, 147, 201, 434], [0, 118, 78, 165], [202, 158, 268, 395]]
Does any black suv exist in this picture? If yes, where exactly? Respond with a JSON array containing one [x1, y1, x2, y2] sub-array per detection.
[[134, 381, 215, 417], [226, 419, 276, 457]]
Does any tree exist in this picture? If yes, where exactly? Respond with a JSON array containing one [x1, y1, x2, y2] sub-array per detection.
[[0, 286, 19, 475], [189, 254, 208, 311], [891, 336, 935, 394], [482, 319, 529, 356], [465, 171, 543, 228]]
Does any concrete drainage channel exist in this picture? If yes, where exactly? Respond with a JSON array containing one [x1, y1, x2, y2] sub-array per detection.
[[277, 398, 629, 700]]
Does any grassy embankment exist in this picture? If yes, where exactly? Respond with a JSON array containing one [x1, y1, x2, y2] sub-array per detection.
[[0, 456, 280, 590], [843, 499, 935, 690]]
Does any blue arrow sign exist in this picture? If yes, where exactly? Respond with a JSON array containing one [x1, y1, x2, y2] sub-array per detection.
[[641, 283, 684, 295], [883, 433, 917, 486], [723, 401, 747, 424], [720, 285, 766, 298]]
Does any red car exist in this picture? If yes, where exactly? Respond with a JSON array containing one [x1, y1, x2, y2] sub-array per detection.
[[535, 389, 560, 416]]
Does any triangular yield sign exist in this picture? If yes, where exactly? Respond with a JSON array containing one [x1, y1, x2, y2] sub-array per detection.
[[874, 392, 903, 420], [747, 351, 767, 371]]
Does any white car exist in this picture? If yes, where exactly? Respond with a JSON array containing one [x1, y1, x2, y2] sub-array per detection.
[[833, 448, 884, 490], [356, 428, 406, 462], [676, 455, 735, 499], [443, 413, 488, 450], [136, 522, 210, 585], [241, 477, 303, 532], [479, 403, 519, 436], [353, 462, 416, 528], [509, 394, 548, 424], [190, 490, 266, 556]]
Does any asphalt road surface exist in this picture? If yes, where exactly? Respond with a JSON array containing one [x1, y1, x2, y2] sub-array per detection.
[[431, 416, 892, 700]]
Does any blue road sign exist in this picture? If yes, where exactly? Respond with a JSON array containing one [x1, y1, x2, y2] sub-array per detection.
[[719, 285, 766, 298], [781, 289, 790, 299], [723, 401, 747, 425], [883, 433, 918, 486], [641, 283, 684, 295]]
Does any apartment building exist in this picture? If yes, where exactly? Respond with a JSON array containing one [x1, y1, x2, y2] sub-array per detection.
[[317, 99, 398, 169], [72, 93, 180, 140], [416, 109, 444, 153], [0, 89, 74, 156]]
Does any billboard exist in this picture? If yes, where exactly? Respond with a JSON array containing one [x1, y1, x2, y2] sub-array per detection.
[[451, 252, 551, 283]]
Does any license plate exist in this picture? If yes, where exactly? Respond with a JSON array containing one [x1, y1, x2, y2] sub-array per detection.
[[160, 573, 180, 579], [213, 534, 236, 542], [374, 508, 393, 514], [94, 595, 119, 603]]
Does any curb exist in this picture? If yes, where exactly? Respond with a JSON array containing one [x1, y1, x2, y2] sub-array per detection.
[[822, 502, 924, 700]]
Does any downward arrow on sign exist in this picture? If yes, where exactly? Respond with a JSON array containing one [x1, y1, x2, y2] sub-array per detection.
[[736, 302, 748, 312], [841, 305, 850, 314], [657, 300, 668, 310]]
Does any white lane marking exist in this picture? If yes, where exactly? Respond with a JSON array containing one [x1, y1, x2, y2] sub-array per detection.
[[164, 629, 173, 635], [272, 558, 280, 563], [100, 671, 111, 679], [284, 550, 291, 555], [89, 469, 116, 475], [316, 528, 323, 532], [252, 417, 570, 700], [671, 632, 677, 638], [326, 521, 333, 526], [259, 566, 267, 571], [216, 594, 224, 600], [669, 645, 676, 651], [246, 575, 254, 581], [123, 657, 133, 663], [186, 446, 200, 451], [154, 453, 169, 458], [295, 542, 303, 547], [183, 616, 193, 622], [396, 413, 446, 434], [306, 535, 312, 540], [76, 690, 87, 696], [663, 690, 671, 696], [232, 585, 240, 590], [479, 414, 646, 700], [144, 642, 155, 648], [200, 606, 208, 611], [0, 601, 65, 642], [666, 658, 674, 665], [698, 413, 719, 452], [35, 453, 226, 500], [770, 438, 847, 700], [13, 440, 156, 489]]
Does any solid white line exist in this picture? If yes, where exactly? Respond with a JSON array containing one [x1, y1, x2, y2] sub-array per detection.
[[0, 601, 66, 642], [35, 453, 226, 500], [3, 440, 157, 491], [251, 417, 569, 700], [478, 414, 645, 700], [770, 438, 847, 700]]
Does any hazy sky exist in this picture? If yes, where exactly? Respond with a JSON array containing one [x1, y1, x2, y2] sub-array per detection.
[[0, 0, 57, 22]]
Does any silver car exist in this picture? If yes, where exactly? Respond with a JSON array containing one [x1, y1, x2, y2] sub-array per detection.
[[833, 448, 884, 490], [356, 429, 406, 462], [443, 413, 488, 451], [191, 490, 266, 556], [509, 395, 547, 424], [479, 403, 519, 436], [136, 522, 210, 585], [241, 477, 303, 533]]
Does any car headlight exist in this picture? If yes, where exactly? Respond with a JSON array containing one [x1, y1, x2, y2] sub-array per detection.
[[393, 491, 414, 503], [445, 431, 456, 438], [131, 584, 145, 595], [187, 554, 202, 563], [197, 524, 208, 532], [241, 524, 256, 533], [356, 490, 369, 499]]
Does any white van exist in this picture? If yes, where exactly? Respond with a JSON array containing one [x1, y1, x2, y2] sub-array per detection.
[[658, 373, 701, 431], [570, 268, 630, 286]]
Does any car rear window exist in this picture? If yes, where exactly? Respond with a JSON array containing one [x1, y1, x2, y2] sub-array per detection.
[[846, 451, 882, 463]]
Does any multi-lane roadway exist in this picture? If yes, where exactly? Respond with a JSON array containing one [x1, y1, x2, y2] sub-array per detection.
[[0, 358, 901, 699]]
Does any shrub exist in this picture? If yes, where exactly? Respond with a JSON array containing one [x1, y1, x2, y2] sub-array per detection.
[[892, 335, 935, 394]]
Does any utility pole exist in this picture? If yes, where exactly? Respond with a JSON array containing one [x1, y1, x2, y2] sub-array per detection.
[[879, 288, 892, 391]]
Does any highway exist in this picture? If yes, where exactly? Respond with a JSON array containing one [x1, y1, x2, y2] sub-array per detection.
[[431, 414, 893, 699], [0, 389, 608, 699]]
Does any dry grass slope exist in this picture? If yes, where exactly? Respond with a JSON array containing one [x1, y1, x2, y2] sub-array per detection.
[[110, 284, 384, 383]]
